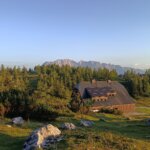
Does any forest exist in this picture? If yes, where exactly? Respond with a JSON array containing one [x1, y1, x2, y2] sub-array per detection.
[[0, 64, 150, 121]]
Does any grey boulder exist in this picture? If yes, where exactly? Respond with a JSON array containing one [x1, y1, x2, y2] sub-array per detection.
[[12, 117, 24, 125], [23, 124, 62, 150], [80, 120, 94, 127], [61, 123, 76, 130]]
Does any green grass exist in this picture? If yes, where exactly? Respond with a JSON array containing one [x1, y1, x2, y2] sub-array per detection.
[[0, 120, 44, 150], [0, 125, 30, 150], [134, 97, 150, 119], [0, 98, 150, 150], [136, 97, 150, 107], [49, 113, 150, 150], [136, 107, 150, 115]]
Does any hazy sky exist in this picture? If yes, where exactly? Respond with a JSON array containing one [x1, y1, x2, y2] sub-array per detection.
[[0, 0, 150, 68]]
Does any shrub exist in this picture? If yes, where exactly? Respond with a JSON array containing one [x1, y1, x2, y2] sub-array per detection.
[[79, 106, 89, 114], [30, 104, 59, 121], [99, 108, 123, 115]]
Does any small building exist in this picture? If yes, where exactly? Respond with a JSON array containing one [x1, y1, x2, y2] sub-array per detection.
[[74, 80, 135, 113]]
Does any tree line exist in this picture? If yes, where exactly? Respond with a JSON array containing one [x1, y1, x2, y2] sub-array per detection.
[[0, 64, 150, 120]]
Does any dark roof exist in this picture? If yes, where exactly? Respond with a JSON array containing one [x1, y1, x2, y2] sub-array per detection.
[[75, 81, 134, 106], [86, 87, 112, 97]]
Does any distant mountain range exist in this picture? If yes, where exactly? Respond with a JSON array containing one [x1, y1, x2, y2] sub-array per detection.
[[43, 59, 145, 74]]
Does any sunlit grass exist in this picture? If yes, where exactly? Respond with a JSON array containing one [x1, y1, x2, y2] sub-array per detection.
[[136, 107, 150, 115], [74, 113, 99, 121], [136, 97, 150, 107]]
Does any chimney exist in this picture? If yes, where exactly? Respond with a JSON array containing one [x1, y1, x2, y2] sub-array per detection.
[[107, 80, 112, 84], [92, 79, 97, 85]]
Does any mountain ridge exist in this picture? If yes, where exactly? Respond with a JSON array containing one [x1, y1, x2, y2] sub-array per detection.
[[43, 59, 145, 74]]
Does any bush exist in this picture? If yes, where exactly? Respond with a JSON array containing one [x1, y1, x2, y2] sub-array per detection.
[[99, 108, 123, 115], [79, 106, 90, 114], [28, 97, 74, 121], [30, 104, 59, 121]]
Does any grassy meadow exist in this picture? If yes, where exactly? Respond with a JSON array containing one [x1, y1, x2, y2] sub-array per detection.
[[0, 98, 150, 150]]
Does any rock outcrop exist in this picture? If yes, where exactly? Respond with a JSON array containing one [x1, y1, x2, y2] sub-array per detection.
[[80, 120, 94, 127], [61, 123, 76, 130], [12, 117, 24, 125], [23, 124, 62, 150]]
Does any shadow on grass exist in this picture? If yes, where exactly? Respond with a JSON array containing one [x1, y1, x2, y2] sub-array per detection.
[[0, 133, 25, 150]]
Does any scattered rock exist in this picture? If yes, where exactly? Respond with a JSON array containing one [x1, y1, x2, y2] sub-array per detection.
[[80, 120, 94, 127], [12, 117, 24, 125], [23, 124, 62, 150], [61, 123, 76, 130], [6, 125, 12, 128]]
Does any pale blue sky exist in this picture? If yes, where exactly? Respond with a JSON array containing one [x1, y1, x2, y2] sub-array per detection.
[[0, 0, 150, 68]]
